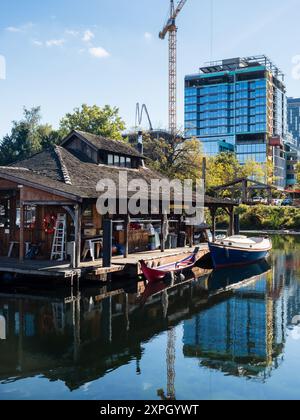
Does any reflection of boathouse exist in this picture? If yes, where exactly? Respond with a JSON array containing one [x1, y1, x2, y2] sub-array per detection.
[[183, 273, 285, 379], [0, 255, 293, 391]]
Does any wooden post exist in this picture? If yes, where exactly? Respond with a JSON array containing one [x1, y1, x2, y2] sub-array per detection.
[[210, 207, 217, 243], [242, 179, 248, 203], [19, 202, 25, 261], [124, 215, 130, 258], [161, 213, 167, 252], [103, 218, 112, 267], [189, 225, 194, 247], [229, 207, 235, 237], [234, 213, 240, 235], [74, 204, 82, 269]]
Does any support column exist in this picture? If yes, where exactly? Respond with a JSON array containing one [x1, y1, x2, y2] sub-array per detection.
[[234, 213, 240, 235], [210, 207, 217, 243], [124, 215, 130, 258], [103, 218, 112, 267], [188, 225, 194, 248], [242, 180, 248, 204], [161, 213, 167, 252], [74, 204, 82, 269], [229, 207, 235, 237], [19, 202, 25, 261]]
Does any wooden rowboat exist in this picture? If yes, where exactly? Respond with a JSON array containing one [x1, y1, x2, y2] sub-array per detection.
[[140, 248, 199, 284]]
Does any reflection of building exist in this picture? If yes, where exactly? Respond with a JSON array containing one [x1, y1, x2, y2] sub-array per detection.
[[183, 274, 285, 379]]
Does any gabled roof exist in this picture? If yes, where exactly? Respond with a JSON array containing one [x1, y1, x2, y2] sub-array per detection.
[[3, 146, 160, 200], [61, 130, 145, 158], [1, 132, 237, 207]]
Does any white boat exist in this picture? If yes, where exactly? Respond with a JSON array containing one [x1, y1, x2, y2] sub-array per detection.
[[209, 235, 272, 269]]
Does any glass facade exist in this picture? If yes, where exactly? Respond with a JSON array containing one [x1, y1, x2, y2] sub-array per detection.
[[287, 98, 300, 145], [185, 57, 288, 188]]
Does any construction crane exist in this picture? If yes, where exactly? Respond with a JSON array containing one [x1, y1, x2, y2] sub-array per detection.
[[159, 0, 188, 135]]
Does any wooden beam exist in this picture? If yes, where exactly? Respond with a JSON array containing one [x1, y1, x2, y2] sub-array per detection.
[[0, 171, 82, 202], [24, 201, 76, 206], [74, 204, 82, 269]]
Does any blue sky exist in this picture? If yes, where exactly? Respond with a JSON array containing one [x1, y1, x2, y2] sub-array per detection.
[[0, 0, 300, 137]]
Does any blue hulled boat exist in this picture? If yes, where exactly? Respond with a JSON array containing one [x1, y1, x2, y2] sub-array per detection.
[[209, 235, 272, 269]]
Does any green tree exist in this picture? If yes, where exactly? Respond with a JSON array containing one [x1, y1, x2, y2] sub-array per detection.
[[143, 132, 204, 181], [206, 152, 241, 189], [0, 107, 60, 165], [240, 159, 265, 181], [59, 104, 126, 141], [296, 162, 300, 186]]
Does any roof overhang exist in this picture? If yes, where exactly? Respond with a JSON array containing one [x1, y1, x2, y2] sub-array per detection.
[[0, 170, 83, 203]]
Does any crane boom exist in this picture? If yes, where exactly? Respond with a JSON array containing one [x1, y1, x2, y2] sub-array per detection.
[[159, 0, 188, 39], [173, 0, 188, 20], [159, 0, 187, 135]]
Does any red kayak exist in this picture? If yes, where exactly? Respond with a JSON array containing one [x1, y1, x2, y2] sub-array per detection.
[[140, 248, 199, 284]]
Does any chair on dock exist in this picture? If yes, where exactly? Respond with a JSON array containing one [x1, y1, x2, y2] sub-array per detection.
[[81, 238, 102, 262]]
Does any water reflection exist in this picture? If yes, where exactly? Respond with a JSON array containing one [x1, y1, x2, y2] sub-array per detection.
[[1, 235, 300, 399], [183, 261, 284, 380]]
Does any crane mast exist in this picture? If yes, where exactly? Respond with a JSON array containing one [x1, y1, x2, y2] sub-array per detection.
[[159, 0, 187, 135]]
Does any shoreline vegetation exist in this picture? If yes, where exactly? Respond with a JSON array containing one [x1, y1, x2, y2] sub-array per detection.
[[212, 204, 300, 232]]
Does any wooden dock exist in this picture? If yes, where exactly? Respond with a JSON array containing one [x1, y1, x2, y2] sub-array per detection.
[[0, 245, 209, 281], [110, 245, 209, 278], [0, 257, 124, 279]]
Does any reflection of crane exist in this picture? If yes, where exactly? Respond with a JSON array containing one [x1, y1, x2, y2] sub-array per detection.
[[158, 329, 176, 400], [158, 290, 176, 400], [159, 0, 188, 135]]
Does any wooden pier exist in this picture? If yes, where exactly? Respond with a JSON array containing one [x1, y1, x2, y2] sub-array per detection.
[[0, 245, 209, 281]]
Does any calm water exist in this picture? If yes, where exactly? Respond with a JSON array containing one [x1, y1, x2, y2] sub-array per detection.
[[1, 235, 300, 400]]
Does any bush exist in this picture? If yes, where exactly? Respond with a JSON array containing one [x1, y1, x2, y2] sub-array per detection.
[[238, 205, 300, 231]]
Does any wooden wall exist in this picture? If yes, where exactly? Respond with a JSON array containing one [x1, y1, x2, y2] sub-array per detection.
[[65, 137, 98, 163]]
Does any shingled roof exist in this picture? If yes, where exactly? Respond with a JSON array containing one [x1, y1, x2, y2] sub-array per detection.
[[2, 145, 162, 201], [0, 132, 237, 207], [62, 130, 145, 158]]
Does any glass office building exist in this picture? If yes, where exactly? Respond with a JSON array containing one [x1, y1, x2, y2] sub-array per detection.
[[285, 132, 300, 187], [287, 97, 300, 145], [185, 56, 287, 188]]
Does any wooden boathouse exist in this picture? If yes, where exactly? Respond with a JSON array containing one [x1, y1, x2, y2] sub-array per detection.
[[0, 130, 237, 280]]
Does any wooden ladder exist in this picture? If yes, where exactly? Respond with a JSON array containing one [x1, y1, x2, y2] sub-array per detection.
[[50, 213, 67, 261]]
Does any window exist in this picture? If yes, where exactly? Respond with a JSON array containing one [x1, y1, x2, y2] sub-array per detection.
[[120, 156, 126, 168], [0, 202, 8, 228], [114, 155, 120, 166], [108, 154, 114, 165], [15, 205, 36, 229], [107, 154, 133, 168], [126, 158, 132, 168]]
